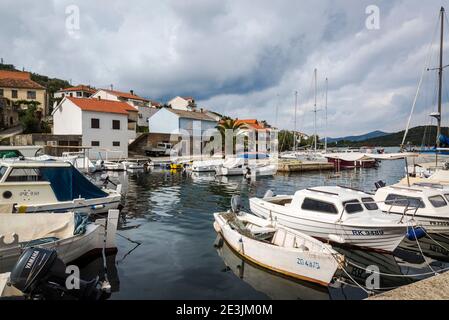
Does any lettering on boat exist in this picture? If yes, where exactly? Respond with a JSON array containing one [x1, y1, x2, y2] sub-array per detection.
[[297, 258, 320, 269], [429, 221, 449, 226], [19, 190, 39, 197], [25, 250, 39, 269], [351, 230, 384, 236]]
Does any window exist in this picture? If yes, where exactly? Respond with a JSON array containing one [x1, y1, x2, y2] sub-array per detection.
[[0, 89, 3, 96], [301, 198, 338, 214], [91, 141, 100, 147], [27, 91, 36, 99], [112, 141, 120, 147], [385, 194, 425, 208], [76, 91, 82, 97], [342, 200, 364, 213], [362, 197, 379, 210], [69, 93, 73, 97], [428, 195, 447, 208], [112, 120, 121, 130], [91, 118, 100, 129], [0, 150, 23, 159], [5, 168, 45, 182], [11, 90, 18, 98], [0, 166, 7, 180]]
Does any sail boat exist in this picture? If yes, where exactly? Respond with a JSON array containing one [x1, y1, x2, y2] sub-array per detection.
[[402, 7, 449, 157], [280, 69, 327, 162]]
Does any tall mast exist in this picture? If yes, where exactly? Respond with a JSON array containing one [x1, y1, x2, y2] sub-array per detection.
[[437, 7, 444, 148], [325, 77, 328, 153], [294, 91, 298, 151], [313, 68, 318, 153]]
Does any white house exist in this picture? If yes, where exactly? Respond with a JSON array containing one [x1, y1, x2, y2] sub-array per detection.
[[92, 89, 157, 128], [148, 108, 217, 136], [52, 96, 138, 159], [54, 85, 96, 99], [167, 96, 196, 111]]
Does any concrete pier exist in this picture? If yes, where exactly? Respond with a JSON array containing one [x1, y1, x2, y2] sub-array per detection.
[[368, 271, 449, 300], [277, 160, 334, 172]]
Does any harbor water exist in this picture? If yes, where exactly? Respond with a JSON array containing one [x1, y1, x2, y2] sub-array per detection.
[[80, 148, 449, 300]]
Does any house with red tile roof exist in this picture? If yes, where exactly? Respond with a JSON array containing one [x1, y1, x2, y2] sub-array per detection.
[[54, 85, 96, 99], [92, 89, 159, 128], [0, 70, 47, 115], [52, 96, 138, 159]]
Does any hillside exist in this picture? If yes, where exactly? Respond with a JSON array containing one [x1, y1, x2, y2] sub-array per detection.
[[326, 130, 388, 143], [0, 63, 71, 111], [335, 125, 449, 147]]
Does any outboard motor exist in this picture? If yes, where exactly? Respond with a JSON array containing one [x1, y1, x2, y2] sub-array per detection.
[[230, 195, 242, 214], [444, 162, 449, 171], [100, 174, 117, 187], [374, 180, 386, 190], [8, 248, 105, 300], [244, 167, 252, 179]]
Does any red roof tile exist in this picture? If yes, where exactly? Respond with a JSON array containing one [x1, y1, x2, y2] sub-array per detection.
[[67, 97, 137, 115], [0, 70, 45, 89], [235, 119, 265, 130], [58, 85, 96, 94], [101, 89, 149, 102]]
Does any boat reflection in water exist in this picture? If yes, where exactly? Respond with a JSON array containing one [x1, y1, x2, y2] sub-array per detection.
[[215, 235, 331, 300], [399, 233, 449, 263], [74, 252, 120, 299]]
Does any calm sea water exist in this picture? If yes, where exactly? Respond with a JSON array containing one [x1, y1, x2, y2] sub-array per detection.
[[79, 148, 449, 300]]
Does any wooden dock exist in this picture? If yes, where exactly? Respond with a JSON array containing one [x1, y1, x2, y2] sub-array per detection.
[[276, 160, 334, 172]]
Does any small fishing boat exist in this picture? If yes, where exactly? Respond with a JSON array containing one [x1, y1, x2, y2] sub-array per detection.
[[121, 159, 148, 171], [214, 210, 343, 286], [191, 158, 225, 172], [374, 184, 449, 233], [249, 186, 411, 252], [215, 157, 276, 177], [0, 161, 122, 214], [0, 209, 119, 273]]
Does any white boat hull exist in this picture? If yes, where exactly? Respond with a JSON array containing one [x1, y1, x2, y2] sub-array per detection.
[[214, 213, 341, 285], [249, 198, 407, 252], [0, 211, 119, 273]]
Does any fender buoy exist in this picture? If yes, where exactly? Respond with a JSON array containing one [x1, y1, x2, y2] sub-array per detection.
[[406, 227, 426, 241]]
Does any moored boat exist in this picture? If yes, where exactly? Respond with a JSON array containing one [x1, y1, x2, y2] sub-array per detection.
[[213, 210, 344, 286], [249, 186, 412, 252], [0, 161, 122, 214], [0, 209, 119, 273]]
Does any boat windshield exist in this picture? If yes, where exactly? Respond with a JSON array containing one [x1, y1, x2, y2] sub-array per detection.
[[385, 194, 425, 208], [0, 166, 7, 180], [428, 195, 447, 208], [361, 197, 379, 210], [342, 200, 364, 213], [0, 150, 23, 158]]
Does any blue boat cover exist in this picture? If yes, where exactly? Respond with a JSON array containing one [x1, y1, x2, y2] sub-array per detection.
[[237, 152, 269, 159], [40, 166, 108, 201], [439, 134, 449, 147]]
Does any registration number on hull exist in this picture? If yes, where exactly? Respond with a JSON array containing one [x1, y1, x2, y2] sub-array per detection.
[[351, 230, 384, 236], [297, 258, 320, 269]]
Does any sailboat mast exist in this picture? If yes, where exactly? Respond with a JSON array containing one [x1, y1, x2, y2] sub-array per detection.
[[314, 68, 318, 153], [437, 6, 444, 148], [294, 91, 298, 151], [325, 77, 328, 153]]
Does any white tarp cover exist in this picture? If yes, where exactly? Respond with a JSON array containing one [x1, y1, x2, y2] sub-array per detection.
[[323, 152, 418, 162], [0, 212, 75, 244]]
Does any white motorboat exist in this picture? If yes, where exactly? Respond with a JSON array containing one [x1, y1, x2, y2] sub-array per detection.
[[121, 159, 148, 171], [191, 158, 225, 172], [374, 184, 449, 233], [0, 209, 119, 273], [214, 211, 343, 286], [0, 161, 122, 214], [249, 186, 411, 252], [215, 157, 276, 177]]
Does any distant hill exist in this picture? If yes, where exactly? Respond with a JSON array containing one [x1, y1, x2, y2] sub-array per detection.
[[325, 130, 389, 143], [334, 125, 449, 147]]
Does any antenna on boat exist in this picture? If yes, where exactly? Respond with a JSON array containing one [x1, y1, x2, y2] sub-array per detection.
[[313, 68, 318, 153], [294, 90, 298, 152], [325, 77, 328, 153]]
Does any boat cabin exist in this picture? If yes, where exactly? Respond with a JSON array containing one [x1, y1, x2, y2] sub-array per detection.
[[286, 186, 379, 217], [0, 161, 108, 206], [375, 185, 449, 217]]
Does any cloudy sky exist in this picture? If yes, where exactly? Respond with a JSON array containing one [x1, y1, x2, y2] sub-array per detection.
[[1, 0, 449, 137]]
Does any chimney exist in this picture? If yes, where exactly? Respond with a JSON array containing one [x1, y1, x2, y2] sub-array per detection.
[[130, 90, 134, 95]]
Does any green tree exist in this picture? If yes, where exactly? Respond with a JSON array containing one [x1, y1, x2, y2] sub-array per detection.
[[215, 119, 247, 153]]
